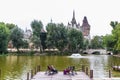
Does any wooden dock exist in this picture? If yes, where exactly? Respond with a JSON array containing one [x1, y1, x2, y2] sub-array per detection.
[[26, 65, 114, 80], [31, 71, 91, 80]]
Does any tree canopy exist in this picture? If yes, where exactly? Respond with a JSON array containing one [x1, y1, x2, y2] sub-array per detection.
[[90, 36, 104, 49], [46, 22, 84, 53], [110, 21, 118, 29], [68, 28, 83, 52], [103, 21, 120, 54], [0, 23, 10, 53], [112, 23, 120, 53], [31, 20, 43, 52], [10, 26, 24, 52]]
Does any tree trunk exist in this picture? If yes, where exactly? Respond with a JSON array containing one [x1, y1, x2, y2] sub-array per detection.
[[39, 40, 42, 54], [17, 48, 20, 53]]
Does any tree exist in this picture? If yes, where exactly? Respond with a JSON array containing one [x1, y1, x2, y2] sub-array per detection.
[[0, 23, 10, 53], [6, 23, 17, 42], [110, 21, 118, 29], [40, 30, 47, 50], [6, 23, 17, 30], [46, 23, 57, 48], [112, 23, 120, 53], [83, 39, 89, 50], [46, 22, 84, 53], [31, 20, 43, 53], [22, 40, 29, 48], [46, 23, 68, 53], [55, 23, 68, 52], [90, 36, 104, 49], [103, 21, 120, 54], [103, 34, 115, 51], [68, 28, 83, 52], [10, 26, 24, 52]]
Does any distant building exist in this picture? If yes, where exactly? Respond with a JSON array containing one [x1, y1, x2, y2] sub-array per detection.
[[8, 40, 13, 48], [67, 10, 81, 31], [67, 11, 91, 40], [23, 28, 32, 42], [81, 16, 90, 40]]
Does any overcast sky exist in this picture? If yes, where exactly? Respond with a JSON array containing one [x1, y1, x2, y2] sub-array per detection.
[[0, 0, 120, 37]]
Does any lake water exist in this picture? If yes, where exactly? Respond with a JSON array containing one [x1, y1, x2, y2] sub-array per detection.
[[0, 55, 120, 79]]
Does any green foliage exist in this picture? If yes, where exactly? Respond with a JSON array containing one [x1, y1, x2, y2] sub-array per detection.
[[83, 39, 89, 50], [112, 23, 120, 53], [40, 32, 47, 50], [0, 23, 10, 53], [10, 26, 24, 52], [46, 22, 83, 53], [54, 23, 68, 52], [103, 22, 120, 54], [31, 20, 43, 37], [31, 20, 43, 52], [103, 34, 115, 51], [90, 36, 104, 49], [31, 35, 40, 48], [6, 23, 17, 42], [22, 40, 29, 48], [46, 23, 57, 48], [6, 23, 17, 30], [110, 21, 118, 29], [68, 28, 83, 52]]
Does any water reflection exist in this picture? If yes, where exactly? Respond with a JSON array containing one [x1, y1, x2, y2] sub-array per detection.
[[89, 55, 108, 78], [0, 55, 120, 79]]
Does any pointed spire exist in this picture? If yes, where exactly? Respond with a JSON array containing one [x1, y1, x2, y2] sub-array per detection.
[[73, 10, 75, 19], [71, 10, 77, 27], [50, 18, 53, 23]]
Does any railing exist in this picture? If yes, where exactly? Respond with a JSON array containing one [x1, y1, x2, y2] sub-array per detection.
[[26, 65, 112, 80]]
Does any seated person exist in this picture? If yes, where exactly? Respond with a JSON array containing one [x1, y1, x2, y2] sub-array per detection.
[[63, 66, 71, 75], [50, 65, 58, 73], [70, 66, 77, 75], [63, 66, 76, 75], [46, 65, 58, 75]]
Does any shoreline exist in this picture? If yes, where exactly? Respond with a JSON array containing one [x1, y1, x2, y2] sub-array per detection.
[[113, 54, 120, 57]]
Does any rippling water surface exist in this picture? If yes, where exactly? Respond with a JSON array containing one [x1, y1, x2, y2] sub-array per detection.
[[0, 55, 120, 79]]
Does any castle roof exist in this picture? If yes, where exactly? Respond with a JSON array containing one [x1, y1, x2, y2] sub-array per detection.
[[82, 16, 90, 27]]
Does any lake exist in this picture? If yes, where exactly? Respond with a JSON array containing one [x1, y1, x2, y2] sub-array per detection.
[[0, 55, 120, 79]]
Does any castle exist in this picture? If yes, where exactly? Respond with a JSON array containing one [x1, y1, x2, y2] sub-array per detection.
[[67, 11, 91, 40]]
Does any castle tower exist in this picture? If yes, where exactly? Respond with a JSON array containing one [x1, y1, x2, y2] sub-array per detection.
[[71, 10, 77, 28], [67, 11, 90, 40], [81, 16, 90, 39]]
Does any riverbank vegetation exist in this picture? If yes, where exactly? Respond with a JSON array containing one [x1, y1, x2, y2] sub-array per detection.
[[0, 20, 84, 55], [103, 21, 120, 54], [0, 20, 120, 55]]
